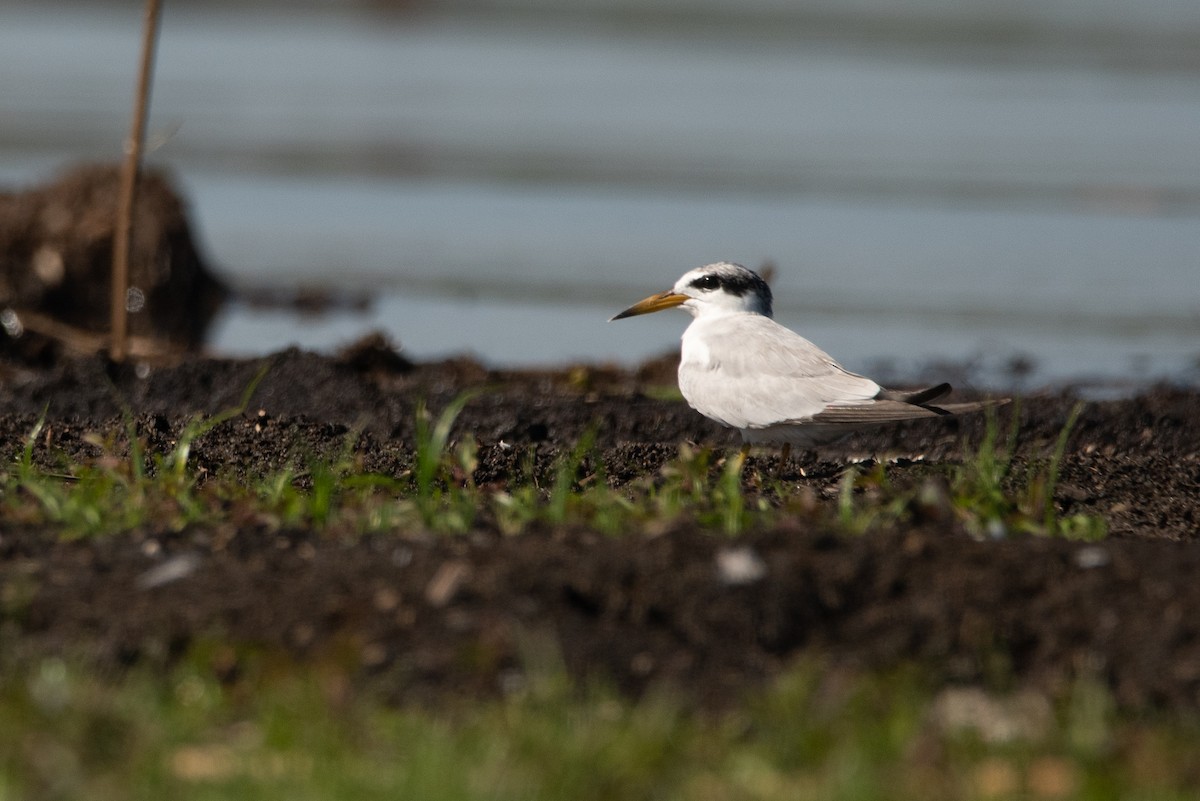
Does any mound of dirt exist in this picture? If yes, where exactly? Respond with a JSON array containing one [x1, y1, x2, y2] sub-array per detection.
[[0, 164, 226, 360]]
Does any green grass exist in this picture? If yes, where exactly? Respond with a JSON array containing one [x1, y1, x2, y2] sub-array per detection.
[[945, 402, 1107, 541], [0, 394, 1106, 542], [2, 649, 1199, 801]]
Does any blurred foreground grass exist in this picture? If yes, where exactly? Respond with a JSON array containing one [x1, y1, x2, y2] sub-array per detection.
[[2, 648, 1198, 800]]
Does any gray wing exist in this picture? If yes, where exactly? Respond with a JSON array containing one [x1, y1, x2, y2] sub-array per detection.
[[810, 397, 1005, 425], [678, 315, 882, 430], [805, 382, 954, 424]]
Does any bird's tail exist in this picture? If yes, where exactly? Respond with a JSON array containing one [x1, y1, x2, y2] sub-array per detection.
[[876, 382, 952, 405]]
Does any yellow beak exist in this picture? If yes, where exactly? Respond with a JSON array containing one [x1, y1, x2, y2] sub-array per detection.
[[609, 290, 688, 321]]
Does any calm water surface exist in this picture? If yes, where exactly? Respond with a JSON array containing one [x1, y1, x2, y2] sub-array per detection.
[[2, 2, 1198, 385]]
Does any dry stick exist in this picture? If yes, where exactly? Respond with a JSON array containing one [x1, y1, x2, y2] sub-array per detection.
[[110, 0, 163, 363]]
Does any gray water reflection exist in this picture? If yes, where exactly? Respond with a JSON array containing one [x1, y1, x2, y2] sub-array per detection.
[[2, 2, 1198, 383]]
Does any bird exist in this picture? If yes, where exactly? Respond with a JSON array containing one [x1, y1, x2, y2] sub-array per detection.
[[609, 261, 1004, 467]]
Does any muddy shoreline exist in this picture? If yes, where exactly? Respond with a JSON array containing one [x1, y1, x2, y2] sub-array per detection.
[[1, 343, 1199, 711]]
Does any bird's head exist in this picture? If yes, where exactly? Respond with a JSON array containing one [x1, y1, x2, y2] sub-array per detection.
[[609, 262, 773, 321]]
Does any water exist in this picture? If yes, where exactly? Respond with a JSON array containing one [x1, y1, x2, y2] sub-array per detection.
[[3, 1, 1199, 386]]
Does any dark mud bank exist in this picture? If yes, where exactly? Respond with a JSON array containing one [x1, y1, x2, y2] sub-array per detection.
[[1, 344, 1199, 711]]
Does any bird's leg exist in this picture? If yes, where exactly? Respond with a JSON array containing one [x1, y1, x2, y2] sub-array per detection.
[[777, 442, 792, 476], [738, 442, 751, 465]]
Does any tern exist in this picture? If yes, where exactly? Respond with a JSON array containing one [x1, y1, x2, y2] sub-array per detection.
[[610, 261, 1003, 466]]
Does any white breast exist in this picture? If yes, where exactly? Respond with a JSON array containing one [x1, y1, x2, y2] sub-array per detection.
[[679, 325, 712, 368]]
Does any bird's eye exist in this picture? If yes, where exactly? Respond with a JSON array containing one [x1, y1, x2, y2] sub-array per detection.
[[691, 274, 721, 291]]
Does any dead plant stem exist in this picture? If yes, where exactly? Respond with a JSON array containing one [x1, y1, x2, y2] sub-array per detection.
[[111, 0, 163, 362]]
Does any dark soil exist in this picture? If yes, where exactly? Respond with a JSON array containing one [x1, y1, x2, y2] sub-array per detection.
[[2, 339, 1200, 712]]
